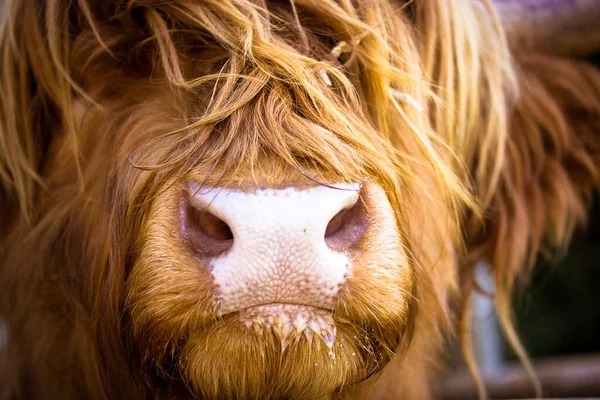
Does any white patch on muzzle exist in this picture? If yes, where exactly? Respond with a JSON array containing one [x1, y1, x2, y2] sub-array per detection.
[[188, 183, 360, 314]]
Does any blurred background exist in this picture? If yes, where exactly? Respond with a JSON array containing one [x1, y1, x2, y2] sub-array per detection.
[[441, 188, 600, 400]]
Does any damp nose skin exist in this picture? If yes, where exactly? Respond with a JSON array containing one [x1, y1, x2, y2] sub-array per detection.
[[185, 182, 363, 314]]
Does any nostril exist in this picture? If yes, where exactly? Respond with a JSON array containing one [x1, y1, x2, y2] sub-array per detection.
[[324, 199, 366, 251], [325, 209, 348, 238], [196, 212, 233, 241], [182, 197, 234, 256]]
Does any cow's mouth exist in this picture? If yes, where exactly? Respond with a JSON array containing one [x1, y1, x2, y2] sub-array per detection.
[[236, 303, 337, 351]]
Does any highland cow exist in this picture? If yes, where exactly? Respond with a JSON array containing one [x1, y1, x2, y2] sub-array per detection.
[[0, 0, 599, 399]]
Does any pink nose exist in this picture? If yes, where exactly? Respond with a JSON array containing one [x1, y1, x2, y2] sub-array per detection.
[[183, 183, 365, 314]]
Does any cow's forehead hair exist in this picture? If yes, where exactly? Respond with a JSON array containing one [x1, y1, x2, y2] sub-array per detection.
[[117, 71, 388, 192]]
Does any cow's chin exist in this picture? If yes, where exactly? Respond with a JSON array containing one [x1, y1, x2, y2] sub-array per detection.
[[178, 304, 402, 400]]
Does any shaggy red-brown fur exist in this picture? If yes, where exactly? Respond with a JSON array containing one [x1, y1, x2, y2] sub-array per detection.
[[0, 0, 599, 399]]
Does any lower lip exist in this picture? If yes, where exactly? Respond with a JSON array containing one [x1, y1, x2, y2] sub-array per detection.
[[236, 303, 337, 349]]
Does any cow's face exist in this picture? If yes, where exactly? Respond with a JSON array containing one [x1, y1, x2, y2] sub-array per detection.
[[65, 75, 425, 397], [44, 7, 455, 393]]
